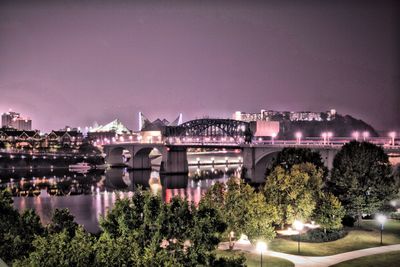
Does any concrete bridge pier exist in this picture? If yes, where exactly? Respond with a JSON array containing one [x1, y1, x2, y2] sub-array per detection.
[[242, 146, 281, 184], [160, 146, 188, 175], [319, 149, 338, 170], [128, 147, 153, 170]]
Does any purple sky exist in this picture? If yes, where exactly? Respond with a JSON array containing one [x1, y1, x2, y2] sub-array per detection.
[[0, 0, 399, 132]]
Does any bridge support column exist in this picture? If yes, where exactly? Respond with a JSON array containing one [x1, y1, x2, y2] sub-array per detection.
[[319, 149, 338, 170], [160, 147, 188, 174], [242, 147, 258, 182], [128, 154, 152, 169]]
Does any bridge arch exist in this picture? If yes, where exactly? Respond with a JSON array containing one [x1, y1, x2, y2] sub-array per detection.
[[105, 146, 133, 167], [252, 148, 283, 182]]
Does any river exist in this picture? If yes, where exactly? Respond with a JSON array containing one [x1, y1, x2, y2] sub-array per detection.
[[0, 151, 242, 232]]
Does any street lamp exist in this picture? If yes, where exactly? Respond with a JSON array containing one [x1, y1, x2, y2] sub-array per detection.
[[362, 131, 369, 141], [293, 220, 304, 254], [271, 132, 277, 145], [389, 132, 396, 146], [295, 132, 302, 145], [229, 231, 235, 250], [327, 132, 333, 144], [352, 131, 360, 141], [377, 214, 387, 245], [321, 132, 327, 145], [256, 241, 267, 267]]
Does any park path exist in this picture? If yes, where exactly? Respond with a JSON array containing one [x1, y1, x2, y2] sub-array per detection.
[[218, 242, 400, 267]]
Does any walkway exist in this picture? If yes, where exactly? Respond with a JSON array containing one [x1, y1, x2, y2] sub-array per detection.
[[218, 242, 400, 267]]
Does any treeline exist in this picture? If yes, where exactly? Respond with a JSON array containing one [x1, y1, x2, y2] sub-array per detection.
[[279, 114, 378, 138]]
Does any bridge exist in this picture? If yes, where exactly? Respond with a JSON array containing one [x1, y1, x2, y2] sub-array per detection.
[[103, 118, 400, 183]]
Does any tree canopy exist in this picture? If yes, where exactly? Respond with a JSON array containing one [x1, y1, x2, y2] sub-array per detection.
[[202, 177, 277, 246], [266, 147, 328, 178], [328, 141, 397, 220], [264, 163, 324, 228]]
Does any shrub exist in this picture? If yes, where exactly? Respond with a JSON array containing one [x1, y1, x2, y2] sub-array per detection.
[[390, 212, 400, 220], [211, 254, 246, 267], [290, 228, 347, 243]]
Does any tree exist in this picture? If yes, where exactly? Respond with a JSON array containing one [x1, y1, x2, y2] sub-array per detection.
[[202, 177, 277, 248], [47, 208, 78, 237], [99, 189, 229, 266], [264, 163, 324, 228], [15, 227, 96, 267], [313, 192, 345, 232], [267, 147, 328, 178], [329, 141, 397, 223], [0, 190, 22, 263]]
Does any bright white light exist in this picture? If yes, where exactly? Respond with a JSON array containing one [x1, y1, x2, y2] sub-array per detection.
[[295, 132, 302, 139], [389, 131, 396, 138], [256, 241, 267, 253], [271, 132, 277, 138], [327, 132, 333, 138], [363, 131, 370, 138], [293, 220, 304, 231], [377, 214, 387, 225], [352, 131, 360, 140], [321, 132, 327, 138]]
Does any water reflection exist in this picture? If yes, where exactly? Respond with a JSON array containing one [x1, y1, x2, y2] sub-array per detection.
[[1, 160, 240, 232]]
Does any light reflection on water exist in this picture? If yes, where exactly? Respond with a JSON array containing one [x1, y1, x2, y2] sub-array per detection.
[[2, 154, 241, 233]]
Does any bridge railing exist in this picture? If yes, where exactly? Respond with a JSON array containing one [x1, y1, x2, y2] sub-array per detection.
[[105, 137, 400, 149]]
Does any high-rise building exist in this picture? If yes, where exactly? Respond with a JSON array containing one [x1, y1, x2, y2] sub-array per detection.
[[233, 109, 337, 122], [1, 111, 32, 130]]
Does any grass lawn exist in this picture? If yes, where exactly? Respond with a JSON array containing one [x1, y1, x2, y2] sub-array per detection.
[[216, 250, 294, 267], [331, 251, 400, 267], [269, 219, 400, 256]]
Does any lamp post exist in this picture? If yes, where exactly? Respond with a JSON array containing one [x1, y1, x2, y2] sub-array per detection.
[[229, 231, 235, 250], [352, 131, 360, 141], [256, 241, 267, 267], [327, 132, 333, 144], [321, 132, 327, 145], [293, 220, 304, 254], [271, 132, 277, 145], [389, 132, 396, 146], [295, 132, 302, 145], [363, 131, 369, 141], [377, 215, 387, 245]]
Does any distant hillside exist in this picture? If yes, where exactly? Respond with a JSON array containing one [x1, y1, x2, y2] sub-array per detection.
[[278, 115, 378, 139]]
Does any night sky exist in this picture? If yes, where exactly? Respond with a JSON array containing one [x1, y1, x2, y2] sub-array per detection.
[[0, 0, 399, 132]]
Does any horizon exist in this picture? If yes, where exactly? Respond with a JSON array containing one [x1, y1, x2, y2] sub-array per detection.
[[1, 0, 399, 132]]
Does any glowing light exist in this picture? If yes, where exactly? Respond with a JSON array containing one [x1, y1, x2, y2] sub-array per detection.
[[377, 214, 387, 225], [256, 241, 267, 253], [293, 220, 304, 231], [362, 131, 370, 140], [352, 131, 360, 140]]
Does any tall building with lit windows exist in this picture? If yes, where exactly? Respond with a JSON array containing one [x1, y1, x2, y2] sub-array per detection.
[[1, 111, 32, 130]]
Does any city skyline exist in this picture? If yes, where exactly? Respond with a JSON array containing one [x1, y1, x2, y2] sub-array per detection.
[[0, 0, 399, 132]]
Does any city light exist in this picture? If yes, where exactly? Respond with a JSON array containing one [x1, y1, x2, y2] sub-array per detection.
[[271, 132, 277, 144], [352, 131, 360, 141], [389, 131, 396, 146], [321, 132, 327, 145], [295, 132, 302, 144], [363, 131, 369, 141]]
